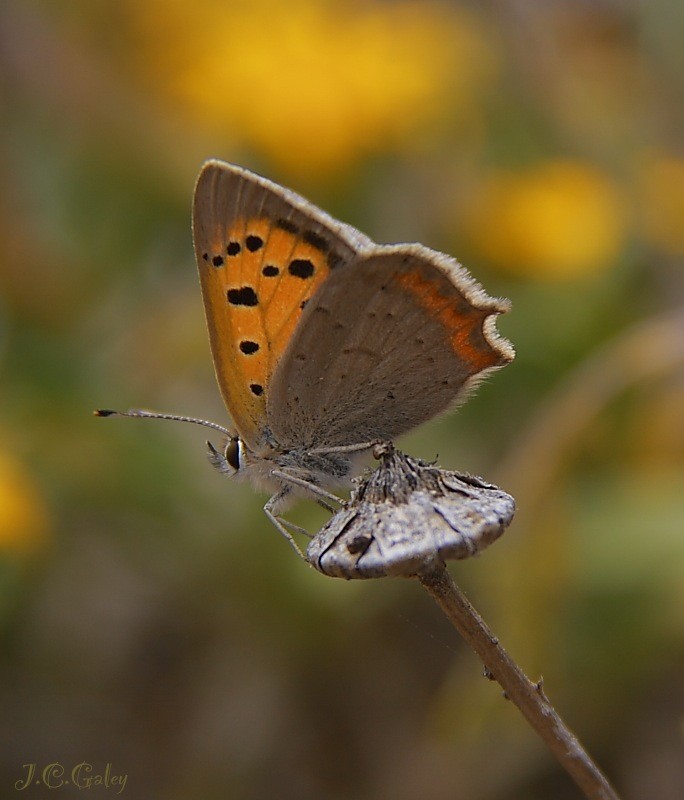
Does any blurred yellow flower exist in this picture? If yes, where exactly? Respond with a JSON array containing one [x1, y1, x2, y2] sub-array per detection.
[[638, 155, 684, 256], [462, 161, 626, 279], [0, 451, 50, 554], [126, 0, 493, 177]]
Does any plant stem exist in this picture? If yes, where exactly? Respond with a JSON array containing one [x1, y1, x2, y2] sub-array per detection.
[[417, 563, 622, 800]]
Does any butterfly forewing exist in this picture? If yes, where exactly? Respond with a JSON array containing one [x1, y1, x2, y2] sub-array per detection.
[[192, 161, 371, 448]]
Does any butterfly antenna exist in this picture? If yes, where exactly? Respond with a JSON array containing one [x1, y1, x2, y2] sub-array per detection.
[[94, 408, 232, 437]]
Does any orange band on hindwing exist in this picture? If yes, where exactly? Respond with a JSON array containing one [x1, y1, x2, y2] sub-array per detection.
[[394, 270, 503, 372]]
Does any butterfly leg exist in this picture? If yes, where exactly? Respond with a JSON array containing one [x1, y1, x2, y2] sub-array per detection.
[[270, 469, 343, 508], [307, 441, 381, 457], [263, 488, 309, 558], [315, 498, 337, 514]]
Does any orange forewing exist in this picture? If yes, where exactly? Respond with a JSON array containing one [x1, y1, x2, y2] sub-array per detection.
[[198, 216, 331, 446]]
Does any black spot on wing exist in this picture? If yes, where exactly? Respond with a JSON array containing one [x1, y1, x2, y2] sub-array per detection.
[[239, 340, 260, 354], [303, 230, 329, 252], [227, 287, 258, 306], [289, 259, 315, 279], [276, 218, 299, 235], [245, 235, 263, 252]]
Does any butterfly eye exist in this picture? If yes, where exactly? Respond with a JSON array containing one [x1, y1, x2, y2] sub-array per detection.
[[225, 437, 241, 471], [206, 437, 242, 475]]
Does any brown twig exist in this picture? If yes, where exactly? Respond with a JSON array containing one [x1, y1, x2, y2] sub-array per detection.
[[417, 562, 622, 800]]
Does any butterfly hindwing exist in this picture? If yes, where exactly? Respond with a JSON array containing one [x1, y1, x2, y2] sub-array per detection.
[[268, 245, 513, 449], [192, 160, 371, 448]]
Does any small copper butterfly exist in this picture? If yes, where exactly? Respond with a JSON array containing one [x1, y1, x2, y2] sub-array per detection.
[[97, 160, 514, 555]]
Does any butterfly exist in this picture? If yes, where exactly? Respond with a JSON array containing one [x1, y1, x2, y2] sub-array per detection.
[[97, 160, 514, 555]]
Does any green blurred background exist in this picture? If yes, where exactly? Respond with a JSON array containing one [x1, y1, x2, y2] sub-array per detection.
[[2, 1, 683, 798]]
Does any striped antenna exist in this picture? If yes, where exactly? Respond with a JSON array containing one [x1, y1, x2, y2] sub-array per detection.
[[94, 408, 232, 437]]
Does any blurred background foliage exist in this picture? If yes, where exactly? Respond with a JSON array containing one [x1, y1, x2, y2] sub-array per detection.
[[1, 1, 683, 798]]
